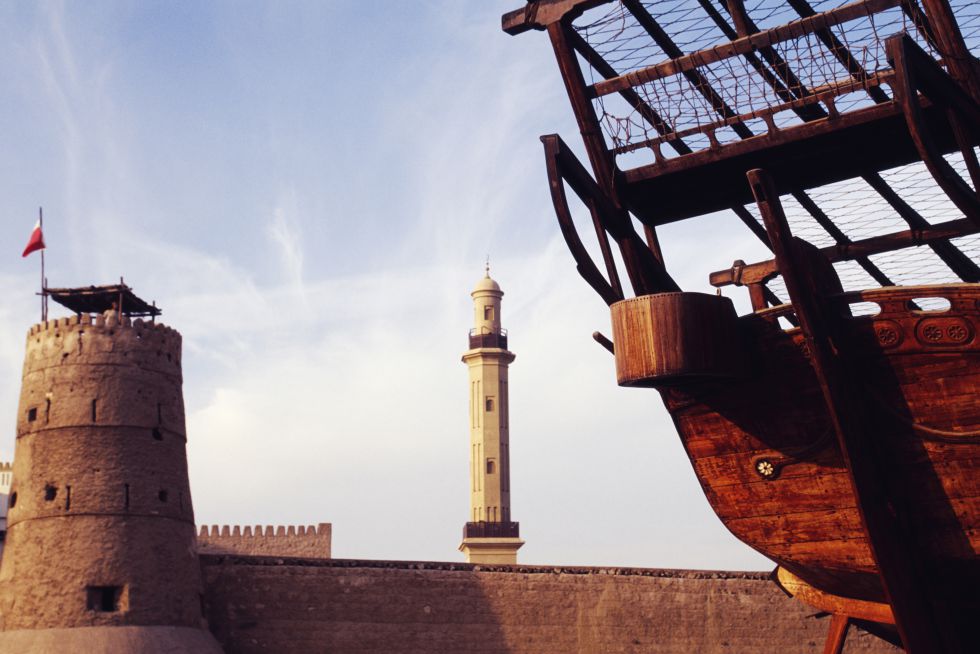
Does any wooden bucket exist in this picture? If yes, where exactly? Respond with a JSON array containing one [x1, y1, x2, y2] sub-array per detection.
[[611, 292, 744, 387]]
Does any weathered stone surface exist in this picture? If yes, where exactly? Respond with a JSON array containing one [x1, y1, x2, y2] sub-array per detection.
[[201, 556, 901, 653], [0, 625, 224, 653], [0, 318, 215, 648]]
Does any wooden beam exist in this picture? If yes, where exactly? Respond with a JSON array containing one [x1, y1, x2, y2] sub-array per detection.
[[591, 0, 900, 97], [542, 134, 680, 297], [791, 190, 896, 288], [547, 23, 680, 296], [887, 34, 980, 226], [862, 172, 980, 282], [502, 0, 611, 35], [750, 167, 955, 652], [823, 615, 852, 654], [611, 74, 889, 156], [918, 0, 980, 101], [709, 217, 978, 287], [775, 567, 894, 624]]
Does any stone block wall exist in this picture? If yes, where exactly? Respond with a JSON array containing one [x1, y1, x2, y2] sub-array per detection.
[[197, 524, 331, 558], [201, 557, 900, 653]]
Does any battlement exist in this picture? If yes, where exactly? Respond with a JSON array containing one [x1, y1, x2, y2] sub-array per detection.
[[197, 523, 331, 559], [27, 314, 179, 344], [22, 315, 181, 377]]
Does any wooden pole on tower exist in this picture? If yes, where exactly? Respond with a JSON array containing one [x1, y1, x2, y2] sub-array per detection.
[[39, 207, 46, 322]]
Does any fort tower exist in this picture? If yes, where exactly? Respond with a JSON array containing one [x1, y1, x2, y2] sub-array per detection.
[[459, 268, 523, 564], [0, 286, 221, 652]]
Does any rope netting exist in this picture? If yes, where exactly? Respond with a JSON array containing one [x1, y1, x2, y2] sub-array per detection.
[[572, 0, 947, 158]]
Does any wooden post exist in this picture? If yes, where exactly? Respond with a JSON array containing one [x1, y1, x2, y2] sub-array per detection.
[[822, 615, 851, 654], [39, 207, 46, 322], [748, 168, 958, 653], [919, 0, 980, 101]]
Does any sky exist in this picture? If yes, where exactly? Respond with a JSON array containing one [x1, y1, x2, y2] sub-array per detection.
[[0, 1, 774, 570]]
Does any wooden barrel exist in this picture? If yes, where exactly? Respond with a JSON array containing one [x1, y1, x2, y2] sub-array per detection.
[[611, 292, 744, 387]]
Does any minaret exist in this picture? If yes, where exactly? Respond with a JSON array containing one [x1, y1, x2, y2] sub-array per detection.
[[459, 266, 524, 564]]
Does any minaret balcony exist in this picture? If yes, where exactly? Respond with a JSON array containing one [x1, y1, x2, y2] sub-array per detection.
[[463, 521, 520, 539], [469, 328, 508, 350]]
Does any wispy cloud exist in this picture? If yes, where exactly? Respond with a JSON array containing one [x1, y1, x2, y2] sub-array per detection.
[[0, 1, 771, 570]]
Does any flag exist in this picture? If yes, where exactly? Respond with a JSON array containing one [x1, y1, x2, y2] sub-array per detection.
[[22, 220, 45, 257]]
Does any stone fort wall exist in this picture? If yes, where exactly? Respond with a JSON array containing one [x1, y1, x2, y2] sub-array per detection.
[[198, 524, 331, 558], [201, 556, 900, 654]]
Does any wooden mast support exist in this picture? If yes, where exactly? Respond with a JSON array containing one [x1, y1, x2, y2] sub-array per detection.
[[887, 34, 980, 227], [546, 21, 678, 296], [748, 168, 963, 653]]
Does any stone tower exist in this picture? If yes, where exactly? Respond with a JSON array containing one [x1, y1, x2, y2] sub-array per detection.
[[459, 268, 524, 564], [0, 313, 222, 652]]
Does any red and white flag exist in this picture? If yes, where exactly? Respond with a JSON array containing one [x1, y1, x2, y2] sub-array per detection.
[[22, 220, 45, 257]]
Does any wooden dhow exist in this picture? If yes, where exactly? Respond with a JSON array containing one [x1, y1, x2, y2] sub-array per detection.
[[502, 1, 980, 651]]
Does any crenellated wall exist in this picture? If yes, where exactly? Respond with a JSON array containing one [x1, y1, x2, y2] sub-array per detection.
[[197, 524, 331, 558], [0, 316, 210, 641]]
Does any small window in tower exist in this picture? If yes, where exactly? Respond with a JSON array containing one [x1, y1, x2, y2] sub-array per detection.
[[8, 492, 17, 509], [44, 484, 57, 502], [485, 397, 495, 412], [27, 407, 37, 422], [86, 586, 122, 612], [484, 305, 494, 321], [486, 459, 496, 474], [158, 489, 168, 503]]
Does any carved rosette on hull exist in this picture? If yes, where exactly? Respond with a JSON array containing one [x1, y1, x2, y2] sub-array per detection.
[[0, 313, 222, 653]]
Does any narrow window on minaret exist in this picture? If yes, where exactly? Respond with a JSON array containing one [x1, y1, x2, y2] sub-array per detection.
[[485, 397, 495, 412], [484, 306, 494, 321], [91, 399, 97, 423], [486, 459, 496, 474], [472, 444, 478, 491]]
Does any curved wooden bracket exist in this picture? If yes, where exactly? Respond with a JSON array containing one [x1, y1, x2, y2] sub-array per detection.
[[886, 33, 980, 226], [542, 134, 624, 305], [541, 134, 680, 303], [775, 567, 895, 625]]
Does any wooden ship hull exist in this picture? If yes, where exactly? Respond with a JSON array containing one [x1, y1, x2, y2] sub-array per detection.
[[502, 0, 980, 650], [614, 285, 979, 613]]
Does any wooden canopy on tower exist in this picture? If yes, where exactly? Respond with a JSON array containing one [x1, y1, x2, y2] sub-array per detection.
[[46, 283, 161, 318]]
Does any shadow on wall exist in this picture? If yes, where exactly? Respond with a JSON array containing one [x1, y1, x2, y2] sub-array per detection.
[[200, 557, 900, 654]]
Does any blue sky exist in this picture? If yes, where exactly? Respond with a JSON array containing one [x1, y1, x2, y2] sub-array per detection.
[[0, 1, 772, 569]]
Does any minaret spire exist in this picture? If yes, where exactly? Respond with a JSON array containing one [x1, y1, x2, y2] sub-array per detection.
[[459, 268, 524, 564]]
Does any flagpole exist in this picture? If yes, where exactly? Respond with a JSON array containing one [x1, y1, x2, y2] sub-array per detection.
[[39, 207, 46, 322]]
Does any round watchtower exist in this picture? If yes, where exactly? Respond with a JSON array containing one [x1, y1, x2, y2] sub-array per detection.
[[0, 314, 221, 652]]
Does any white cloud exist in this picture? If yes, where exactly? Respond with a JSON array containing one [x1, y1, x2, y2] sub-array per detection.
[[0, 1, 771, 571]]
